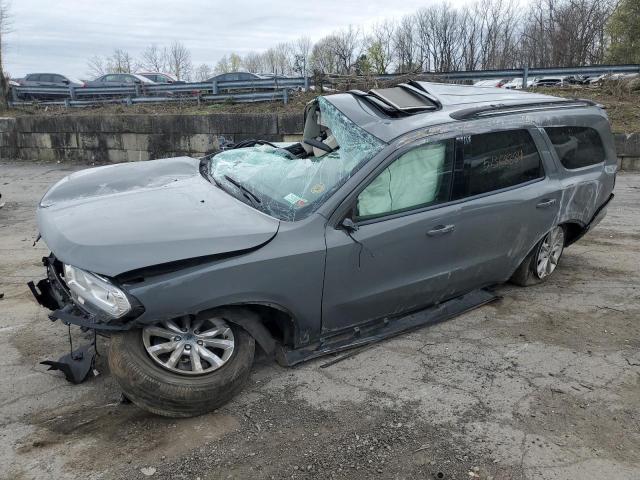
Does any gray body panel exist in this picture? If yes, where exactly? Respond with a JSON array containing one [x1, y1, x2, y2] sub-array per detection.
[[124, 216, 327, 344], [34, 84, 617, 349], [37, 157, 280, 277]]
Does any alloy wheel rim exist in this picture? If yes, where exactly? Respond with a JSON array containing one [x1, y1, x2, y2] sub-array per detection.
[[536, 226, 564, 279], [142, 317, 234, 375]]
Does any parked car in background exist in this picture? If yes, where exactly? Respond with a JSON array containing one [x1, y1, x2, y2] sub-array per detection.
[[87, 73, 156, 87], [533, 76, 567, 87], [502, 78, 537, 89], [138, 72, 183, 84], [16, 73, 86, 88], [12, 73, 86, 100], [205, 72, 266, 83], [473, 78, 509, 87], [564, 75, 587, 85], [29, 82, 616, 417]]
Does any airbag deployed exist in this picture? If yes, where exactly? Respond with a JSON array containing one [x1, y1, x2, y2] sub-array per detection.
[[358, 142, 446, 217]]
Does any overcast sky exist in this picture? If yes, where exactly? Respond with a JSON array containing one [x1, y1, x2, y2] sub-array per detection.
[[5, 0, 464, 79]]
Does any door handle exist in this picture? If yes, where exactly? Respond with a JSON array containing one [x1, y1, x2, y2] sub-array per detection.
[[536, 199, 557, 209], [427, 224, 455, 236]]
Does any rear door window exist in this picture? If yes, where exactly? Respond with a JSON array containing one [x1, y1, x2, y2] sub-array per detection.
[[356, 140, 454, 220], [452, 130, 544, 199], [544, 126, 605, 169]]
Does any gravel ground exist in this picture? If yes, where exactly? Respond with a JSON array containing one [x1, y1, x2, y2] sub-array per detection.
[[1, 161, 639, 480]]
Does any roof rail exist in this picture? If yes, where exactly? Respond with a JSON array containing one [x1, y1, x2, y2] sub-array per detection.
[[450, 99, 598, 120]]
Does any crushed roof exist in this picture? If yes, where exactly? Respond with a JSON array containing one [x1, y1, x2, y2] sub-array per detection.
[[324, 82, 592, 143]]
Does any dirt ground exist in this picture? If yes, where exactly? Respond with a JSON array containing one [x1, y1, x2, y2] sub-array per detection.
[[0, 161, 639, 480]]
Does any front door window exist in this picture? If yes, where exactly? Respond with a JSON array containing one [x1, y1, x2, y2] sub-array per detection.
[[356, 140, 454, 220]]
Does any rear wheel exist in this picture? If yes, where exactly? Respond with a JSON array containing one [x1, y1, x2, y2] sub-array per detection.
[[511, 225, 565, 286], [109, 315, 255, 417]]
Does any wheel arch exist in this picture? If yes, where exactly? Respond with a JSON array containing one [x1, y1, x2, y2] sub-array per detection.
[[559, 220, 586, 247], [195, 302, 298, 356], [508, 222, 572, 281]]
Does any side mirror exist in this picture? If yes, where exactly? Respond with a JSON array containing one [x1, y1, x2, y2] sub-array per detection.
[[341, 217, 359, 232]]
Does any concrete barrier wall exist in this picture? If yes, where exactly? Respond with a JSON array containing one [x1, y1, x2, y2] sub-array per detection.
[[0, 113, 304, 163], [614, 133, 640, 171], [0, 114, 639, 170]]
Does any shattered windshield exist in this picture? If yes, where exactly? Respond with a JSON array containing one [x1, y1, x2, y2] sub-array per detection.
[[207, 97, 386, 221]]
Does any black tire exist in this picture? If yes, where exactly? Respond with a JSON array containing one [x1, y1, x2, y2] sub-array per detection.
[[108, 322, 254, 418], [510, 225, 565, 287]]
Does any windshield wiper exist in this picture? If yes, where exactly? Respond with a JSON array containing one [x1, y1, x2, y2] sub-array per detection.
[[223, 175, 262, 205]]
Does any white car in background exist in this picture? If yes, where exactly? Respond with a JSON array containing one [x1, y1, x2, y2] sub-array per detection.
[[503, 78, 537, 89], [473, 78, 509, 88]]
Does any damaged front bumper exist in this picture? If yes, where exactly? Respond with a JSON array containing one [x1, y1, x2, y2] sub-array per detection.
[[28, 255, 143, 331]]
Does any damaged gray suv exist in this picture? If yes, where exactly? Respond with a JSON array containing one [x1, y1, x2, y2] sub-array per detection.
[[29, 82, 616, 417]]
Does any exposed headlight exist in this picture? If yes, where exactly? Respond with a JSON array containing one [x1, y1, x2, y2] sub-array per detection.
[[63, 264, 131, 318]]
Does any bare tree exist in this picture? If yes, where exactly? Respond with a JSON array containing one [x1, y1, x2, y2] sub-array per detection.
[[310, 36, 337, 74], [202, 0, 618, 79], [329, 26, 361, 74], [521, 0, 615, 67], [292, 36, 312, 76], [214, 55, 230, 74], [274, 42, 293, 75], [86, 49, 136, 78], [194, 63, 213, 81], [0, 0, 11, 108], [242, 51, 265, 73], [165, 41, 192, 81], [141, 44, 168, 72], [228, 52, 242, 72], [394, 15, 420, 73], [416, 4, 465, 72], [87, 55, 107, 78], [110, 49, 137, 73], [366, 21, 395, 74]]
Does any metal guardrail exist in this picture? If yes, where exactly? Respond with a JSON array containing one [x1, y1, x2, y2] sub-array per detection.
[[9, 77, 307, 107], [375, 64, 640, 86], [8, 64, 639, 108], [11, 90, 289, 107]]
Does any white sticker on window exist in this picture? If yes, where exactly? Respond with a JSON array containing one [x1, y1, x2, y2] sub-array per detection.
[[284, 193, 307, 207]]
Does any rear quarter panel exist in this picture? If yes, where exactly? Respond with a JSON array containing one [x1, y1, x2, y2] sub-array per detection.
[[536, 108, 616, 227]]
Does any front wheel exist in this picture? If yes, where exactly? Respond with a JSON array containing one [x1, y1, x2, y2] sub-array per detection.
[[510, 225, 565, 286], [108, 316, 255, 417]]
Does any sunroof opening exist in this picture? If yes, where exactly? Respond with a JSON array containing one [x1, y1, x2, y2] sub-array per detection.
[[370, 87, 431, 111], [349, 83, 440, 117]]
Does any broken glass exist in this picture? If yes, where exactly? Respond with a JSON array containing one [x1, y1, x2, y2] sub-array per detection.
[[208, 97, 386, 221]]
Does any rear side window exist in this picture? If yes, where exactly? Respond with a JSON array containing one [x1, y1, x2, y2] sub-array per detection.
[[544, 126, 605, 169], [453, 130, 544, 199]]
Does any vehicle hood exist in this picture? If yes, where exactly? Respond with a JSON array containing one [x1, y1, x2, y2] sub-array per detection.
[[37, 156, 280, 277]]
